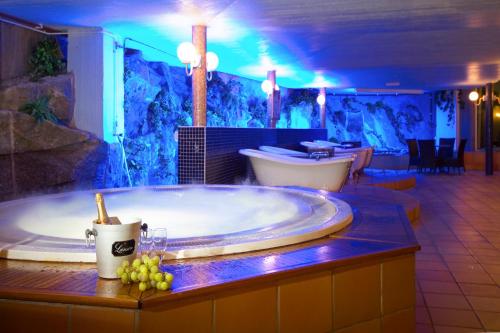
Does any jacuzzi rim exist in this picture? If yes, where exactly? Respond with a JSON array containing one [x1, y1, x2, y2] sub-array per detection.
[[0, 185, 333, 241], [0, 185, 353, 261]]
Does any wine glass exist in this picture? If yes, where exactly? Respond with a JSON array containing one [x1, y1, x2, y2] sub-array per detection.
[[152, 228, 168, 262], [140, 228, 153, 256]]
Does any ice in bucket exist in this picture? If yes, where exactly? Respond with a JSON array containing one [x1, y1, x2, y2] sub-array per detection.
[[85, 193, 145, 279]]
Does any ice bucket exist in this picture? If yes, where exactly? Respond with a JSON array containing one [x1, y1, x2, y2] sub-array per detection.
[[85, 218, 144, 279]]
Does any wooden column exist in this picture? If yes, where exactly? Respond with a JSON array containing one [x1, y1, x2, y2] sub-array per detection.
[[267, 70, 277, 128], [319, 87, 326, 128], [192, 25, 207, 127], [485, 83, 494, 175]]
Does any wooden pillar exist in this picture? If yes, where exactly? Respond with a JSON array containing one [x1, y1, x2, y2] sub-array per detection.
[[267, 70, 277, 128], [485, 83, 494, 175], [319, 87, 326, 128], [192, 25, 207, 127]]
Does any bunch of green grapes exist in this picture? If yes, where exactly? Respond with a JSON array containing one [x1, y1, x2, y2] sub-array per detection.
[[116, 255, 174, 292]]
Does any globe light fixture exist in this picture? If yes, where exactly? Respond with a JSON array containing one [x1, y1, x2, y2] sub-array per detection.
[[468, 91, 479, 102], [261, 80, 273, 95], [177, 42, 218, 80], [317, 94, 326, 106], [206, 51, 219, 81], [468, 89, 500, 106], [177, 42, 200, 76]]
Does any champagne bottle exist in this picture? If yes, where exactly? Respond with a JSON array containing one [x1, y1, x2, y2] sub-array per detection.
[[95, 193, 121, 225]]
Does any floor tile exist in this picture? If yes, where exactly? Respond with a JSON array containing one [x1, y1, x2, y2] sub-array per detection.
[[434, 326, 484, 333], [416, 306, 431, 324], [459, 283, 500, 298], [423, 293, 471, 310], [419, 281, 462, 294], [466, 296, 500, 312], [417, 261, 449, 271], [416, 324, 434, 333], [417, 270, 455, 282], [441, 255, 477, 264], [416, 292, 425, 306], [475, 311, 500, 331], [451, 271, 495, 284], [427, 308, 482, 328]]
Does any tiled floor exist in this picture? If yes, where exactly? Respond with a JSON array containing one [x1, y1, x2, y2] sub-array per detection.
[[407, 171, 500, 333]]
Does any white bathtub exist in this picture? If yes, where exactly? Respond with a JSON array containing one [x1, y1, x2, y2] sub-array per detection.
[[239, 149, 354, 192], [259, 145, 309, 157]]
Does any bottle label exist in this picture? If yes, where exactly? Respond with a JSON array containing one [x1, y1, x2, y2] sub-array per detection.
[[112, 239, 135, 256]]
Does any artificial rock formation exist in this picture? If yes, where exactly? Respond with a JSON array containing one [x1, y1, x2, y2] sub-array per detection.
[[0, 73, 75, 126], [0, 110, 124, 200]]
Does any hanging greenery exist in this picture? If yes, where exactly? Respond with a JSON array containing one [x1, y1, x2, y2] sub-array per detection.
[[434, 90, 455, 126], [28, 38, 66, 81]]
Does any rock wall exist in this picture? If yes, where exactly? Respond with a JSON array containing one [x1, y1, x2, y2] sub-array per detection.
[[325, 94, 434, 151], [124, 49, 435, 185], [0, 74, 75, 126], [0, 74, 126, 201], [0, 110, 125, 200]]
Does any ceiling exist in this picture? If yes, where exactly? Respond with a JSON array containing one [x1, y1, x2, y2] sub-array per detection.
[[2, 0, 500, 90]]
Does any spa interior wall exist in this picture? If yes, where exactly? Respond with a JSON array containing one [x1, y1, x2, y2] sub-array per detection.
[[0, 31, 455, 198], [124, 48, 442, 187]]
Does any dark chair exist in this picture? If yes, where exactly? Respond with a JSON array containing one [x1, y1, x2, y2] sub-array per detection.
[[437, 138, 455, 172], [443, 139, 467, 174], [417, 139, 437, 173], [341, 141, 361, 148], [406, 139, 419, 171]]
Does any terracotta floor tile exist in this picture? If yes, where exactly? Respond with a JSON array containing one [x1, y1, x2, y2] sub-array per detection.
[[482, 264, 500, 275], [468, 248, 500, 256], [419, 281, 462, 294], [475, 311, 500, 331], [491, 274, 500, 285], [462, 242, 496, 250], [466, 296, 500, 312], [382, 172, 500, 331], [459, 283, 500, 298], [451, 271, 495, 284], [417, 261, 450, 271], [445, 262, 486, 273], [416, 292, 426, 306], [417, 253, 444, 262], [416, 306, 432, 324], [416, 324, 434, 333], [441, 255, 478, 264], [428, 308, 482, 328], [475, 255, 500, 265], [417, 270, 455, 282], [433, 326, 485, 333], [423, 293, 471, 310]]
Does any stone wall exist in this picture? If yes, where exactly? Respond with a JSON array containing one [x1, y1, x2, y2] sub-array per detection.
[[0, 75, 126, 201], [325, 94, 434, 151], [124, 49, 436, 185]]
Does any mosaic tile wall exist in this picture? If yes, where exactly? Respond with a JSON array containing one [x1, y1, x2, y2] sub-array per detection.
[[178, 127, 327, 185]]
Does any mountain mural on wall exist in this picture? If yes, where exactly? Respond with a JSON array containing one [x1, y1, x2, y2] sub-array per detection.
[[124, 48, 437, 186], [325, 94, 434, 151]]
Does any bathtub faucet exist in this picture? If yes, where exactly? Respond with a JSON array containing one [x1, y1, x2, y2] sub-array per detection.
[[309, 151, 330, 160]]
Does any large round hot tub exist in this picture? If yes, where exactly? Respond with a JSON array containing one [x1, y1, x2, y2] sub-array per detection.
[[0, 185, 353, 262]]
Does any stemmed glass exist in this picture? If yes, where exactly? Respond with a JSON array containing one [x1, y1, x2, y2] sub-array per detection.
[[152, 228, 168, 262], [140, 228, 153, 256]]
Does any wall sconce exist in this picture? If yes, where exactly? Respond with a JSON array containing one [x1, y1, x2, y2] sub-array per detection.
[[468, 90, 500, 105], [177, 42, 219, 80], [316, 94, 326, 106], [261, 80, 279, 95]]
